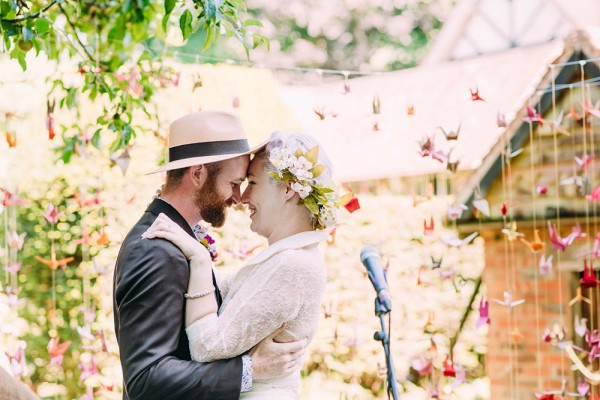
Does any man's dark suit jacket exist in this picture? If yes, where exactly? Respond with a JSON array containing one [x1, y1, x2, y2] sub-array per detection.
[[113, 198, 242, 400]]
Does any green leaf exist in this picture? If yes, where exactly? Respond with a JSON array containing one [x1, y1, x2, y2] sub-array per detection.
[[305, 145, 319, 164], [304, 196, 319, 215], [311, 164, 325, 178], [164, 0, 177, 15], [35, 19, 51, 35], [202, 26, 215, 50], [91, 129, 102, 150], [243, 19, 263, 27], [204, 0, 217, 21], [179, 9, 193, 40], [21, 26, 34, 42]]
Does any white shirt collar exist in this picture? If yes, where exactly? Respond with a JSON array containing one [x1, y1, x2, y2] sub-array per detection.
[[244, 230, 330, 267]]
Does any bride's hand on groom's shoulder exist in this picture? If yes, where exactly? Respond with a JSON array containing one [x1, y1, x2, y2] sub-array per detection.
[[143, 213, 209, 263], [250, 324, 308, 380]]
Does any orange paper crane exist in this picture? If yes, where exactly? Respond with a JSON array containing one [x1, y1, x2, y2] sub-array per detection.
[[35, 245, 74, 271], [520, 229, 545, 253], [569, 287, 592, 307]]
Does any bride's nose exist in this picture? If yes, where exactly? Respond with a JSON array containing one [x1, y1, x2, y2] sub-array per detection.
[[241, 187, 250, 204]]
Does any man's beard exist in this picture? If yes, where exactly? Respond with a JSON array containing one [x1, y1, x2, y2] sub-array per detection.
[[194, 175, 231, 228]]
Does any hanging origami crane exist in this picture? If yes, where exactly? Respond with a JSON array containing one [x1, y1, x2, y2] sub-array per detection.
[[575, 154, 593, 172], [580, 260, 599, 289], [48, 336, 71, 368], [476, 298, 490, 329], [440, 231, 478, 247], [34, 244, 74, 271], [438, 123, 461, 141], [523, 105, 545, 126], [520, 229, 545, 253], [539, 254, 553, 276], [574, 315, 588, 338], [470, 88, 485, 102], [493, 291, 525, 308], [497, 111, 507, 127]]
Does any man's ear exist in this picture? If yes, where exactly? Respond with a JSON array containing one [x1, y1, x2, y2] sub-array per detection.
[[188, 165, 207, 188], [284, 182, 296, 201]]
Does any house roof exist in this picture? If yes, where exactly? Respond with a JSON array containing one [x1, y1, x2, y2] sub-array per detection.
[[422, 0, 600, 65], [280, 38, 570, 183]]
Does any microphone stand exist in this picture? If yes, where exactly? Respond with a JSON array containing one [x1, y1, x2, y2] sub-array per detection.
[[373, 296, 400, 400]]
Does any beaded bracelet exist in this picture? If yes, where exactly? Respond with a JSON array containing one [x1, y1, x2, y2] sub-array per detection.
[[184, 287, 215, 299]]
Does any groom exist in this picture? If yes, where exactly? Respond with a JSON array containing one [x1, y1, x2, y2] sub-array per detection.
[[113, 111, 306, 400]]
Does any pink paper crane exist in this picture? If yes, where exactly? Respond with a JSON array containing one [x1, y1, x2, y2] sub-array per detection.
[[539, 254, 553, 276], [476, 299, 490, 329], [523, 105, 545, 126], [586, 186, 600, 201], [497, 111, 507, 127], [79, 355, 98, 381], [547, 221, 570, 252], [575, 154, 594, 172], [577, 232, 600, 259], [6, 344, 27, 377], [411, 356, 433, 377], [43, 203, 62, 224]]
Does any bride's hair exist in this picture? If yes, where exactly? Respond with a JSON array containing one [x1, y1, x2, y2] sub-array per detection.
[[256, 131, 337, 229], [260, 131, 334, 186]]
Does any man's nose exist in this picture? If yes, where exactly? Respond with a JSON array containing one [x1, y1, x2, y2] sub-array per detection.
[[230, 187, 242, 204]]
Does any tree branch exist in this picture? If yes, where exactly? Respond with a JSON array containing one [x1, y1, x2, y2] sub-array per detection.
[[56, 1, 95, 64], [1, 0, 58, 23]]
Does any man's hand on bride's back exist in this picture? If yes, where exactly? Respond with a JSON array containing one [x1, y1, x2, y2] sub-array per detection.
[[250, 324, 307, 380]]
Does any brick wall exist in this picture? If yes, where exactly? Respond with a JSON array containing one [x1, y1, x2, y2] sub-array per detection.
[[482, 226, 579, 399]]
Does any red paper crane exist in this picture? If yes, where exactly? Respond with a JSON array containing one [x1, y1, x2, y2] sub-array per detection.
[[48, 336, 71, 367], [423, 217, 434, 236], [443, 355, 456, 377], [47, 99, 56, 140], [470, 88, 485, 102], [344, 195, 360, 213], [580, 260, 599, 289]]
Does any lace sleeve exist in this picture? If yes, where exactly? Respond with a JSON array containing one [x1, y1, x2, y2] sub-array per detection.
[[213, 268, 233, 299], [186, 250, 323, 362]]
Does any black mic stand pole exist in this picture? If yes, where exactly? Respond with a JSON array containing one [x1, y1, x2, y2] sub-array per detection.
[[373, 296, 400, 400]]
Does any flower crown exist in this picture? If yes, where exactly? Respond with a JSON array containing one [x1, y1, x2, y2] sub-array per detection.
[[267, 145, 340, 230]]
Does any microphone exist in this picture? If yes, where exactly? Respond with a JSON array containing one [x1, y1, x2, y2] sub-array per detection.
[[360, 246, 392, 313]]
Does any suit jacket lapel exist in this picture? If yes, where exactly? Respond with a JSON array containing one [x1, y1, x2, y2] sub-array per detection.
[[145, 198, 223, 306]]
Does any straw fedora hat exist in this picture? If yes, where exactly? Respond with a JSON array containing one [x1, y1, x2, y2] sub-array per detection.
[[148, 110, 266, 174]]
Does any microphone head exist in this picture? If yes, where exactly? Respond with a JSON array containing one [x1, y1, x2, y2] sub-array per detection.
[[360, 246, 381, 264]]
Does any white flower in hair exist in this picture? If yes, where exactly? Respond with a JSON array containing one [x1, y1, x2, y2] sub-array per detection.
[[291, 182, 312, 199], [319, 205, 338, 227], [290, 156, 314, 180]]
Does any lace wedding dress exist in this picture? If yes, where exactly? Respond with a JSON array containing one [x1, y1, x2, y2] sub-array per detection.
[[185, 230, 329, 399]]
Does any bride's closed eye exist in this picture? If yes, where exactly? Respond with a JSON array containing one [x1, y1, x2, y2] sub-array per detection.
[[247, 180, 256, 186]]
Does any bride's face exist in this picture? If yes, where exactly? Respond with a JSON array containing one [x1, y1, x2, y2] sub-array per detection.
[[241, 157, 287, 238]]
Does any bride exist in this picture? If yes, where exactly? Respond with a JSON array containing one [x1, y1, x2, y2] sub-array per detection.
[[144, 131, 338, 398]]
